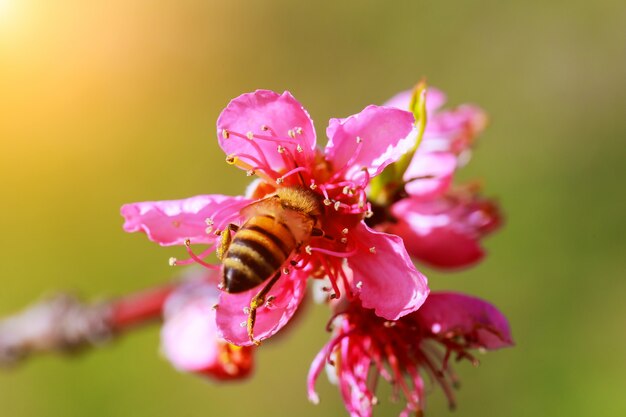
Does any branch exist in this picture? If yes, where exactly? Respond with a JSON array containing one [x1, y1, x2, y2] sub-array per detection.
[[0, 285, 174, 368]]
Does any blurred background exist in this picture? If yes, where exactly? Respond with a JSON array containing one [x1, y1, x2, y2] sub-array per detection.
[[1, 0, 625, 416]]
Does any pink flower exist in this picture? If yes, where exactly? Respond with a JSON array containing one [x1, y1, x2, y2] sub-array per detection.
[[122, 90, 429, 346], [161, 267, 254, 380], [367, 87, 501, 269], [307, 292, 513, 417]]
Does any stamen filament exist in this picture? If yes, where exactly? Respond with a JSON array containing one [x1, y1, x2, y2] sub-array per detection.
[[184, 240, 221, 270]]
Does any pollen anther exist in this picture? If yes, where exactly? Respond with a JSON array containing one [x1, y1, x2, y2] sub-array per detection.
[[246, 131, 254, 140], [168, 257, 177, 266], [296, 145, 303, 153], [369, 246, 376, 254], [221, 129, 230, 139]]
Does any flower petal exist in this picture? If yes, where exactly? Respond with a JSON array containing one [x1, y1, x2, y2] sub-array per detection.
[[215, 270, 307, 346], [217, 90, 316, 177], [161, 271, 254, 380], [392, 221, 485, 268], [403, 151, 457, 199], [384, 86, 447, 115], [121, 194, 252, 246], [416, 292, 514, 349], [347, 222, 429, 320], [389, 195, 501, 269], [325, 105, 415, 180], [422, 104, 487, 155]]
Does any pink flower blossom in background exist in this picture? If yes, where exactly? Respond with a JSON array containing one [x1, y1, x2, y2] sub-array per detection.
[[161, 267, 254, 380], [308, 292, 513, 417], [373, 87, 502, 269], [122, 89, 429, 346]]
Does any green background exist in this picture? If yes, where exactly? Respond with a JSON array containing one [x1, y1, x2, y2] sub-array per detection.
[[1, 0, 624, 416]]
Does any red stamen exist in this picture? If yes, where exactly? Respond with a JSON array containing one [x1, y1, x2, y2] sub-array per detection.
[[184, 240, 221, 270]]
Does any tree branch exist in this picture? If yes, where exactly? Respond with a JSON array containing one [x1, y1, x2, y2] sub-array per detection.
[[0, 285, 174, 367]]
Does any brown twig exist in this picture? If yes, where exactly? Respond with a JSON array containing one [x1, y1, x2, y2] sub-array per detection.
[[0, 285, 174, 368]]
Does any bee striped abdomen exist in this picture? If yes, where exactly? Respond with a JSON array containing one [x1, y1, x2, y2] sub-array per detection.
[[223, 214, 297, 293]]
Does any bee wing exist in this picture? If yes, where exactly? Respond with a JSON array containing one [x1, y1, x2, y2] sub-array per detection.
[[239, 194, 282, 219]]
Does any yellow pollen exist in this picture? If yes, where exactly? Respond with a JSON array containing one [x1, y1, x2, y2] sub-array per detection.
[[246, 170, 255, 176], [277, 145, 285, 153], [310, 183, 317, 190], [225, 155, 237, 164], [222, 129, 230, 139], [340, 237, 348, 244], [246, 131, 254, 140], [205, 226, 213, 234], [296, 144, 303, 153], [341, 228, 349, 235], [334, 201, 341, 211], [205, 218, 214, 225], [323, 199, 332, 206], [168, 257, 177, 266], [369, 246, 376, 254], [305, 245, 312, 255], [295, 127, 303, 134], [288, 129, 296, 139]]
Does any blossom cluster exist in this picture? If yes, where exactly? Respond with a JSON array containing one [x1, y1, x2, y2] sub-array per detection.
[[121, 83, 512, 416]]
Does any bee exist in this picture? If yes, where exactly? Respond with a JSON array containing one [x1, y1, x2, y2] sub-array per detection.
[[217, 186, 324, 344]]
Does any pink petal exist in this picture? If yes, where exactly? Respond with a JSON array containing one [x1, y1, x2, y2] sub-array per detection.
[[389, 196, 500, 269], [390, 220, 485, 268], [416, 292, 514, 349], [403, 151, 457, 199], [215, 270, 307, 346], [347, 222, 429, 320], [121, 194, 252, 246], [422, 104, 487, 154], [161, 290, 220, 372], [384, 86, 448, 115], [325, 106, 415, 180], [217, 90, 316, 176], [160, 273, 254, 380]]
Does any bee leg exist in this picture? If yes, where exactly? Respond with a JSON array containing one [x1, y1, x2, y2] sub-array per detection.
[[247, 271, 282, 346], [216, 223, 239, 261]]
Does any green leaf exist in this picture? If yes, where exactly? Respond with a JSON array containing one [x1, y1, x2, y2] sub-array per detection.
[[368, 81, 428, 206]]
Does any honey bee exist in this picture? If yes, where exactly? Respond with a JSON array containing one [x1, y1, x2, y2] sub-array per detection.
[[217, 186, 324, 344]]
